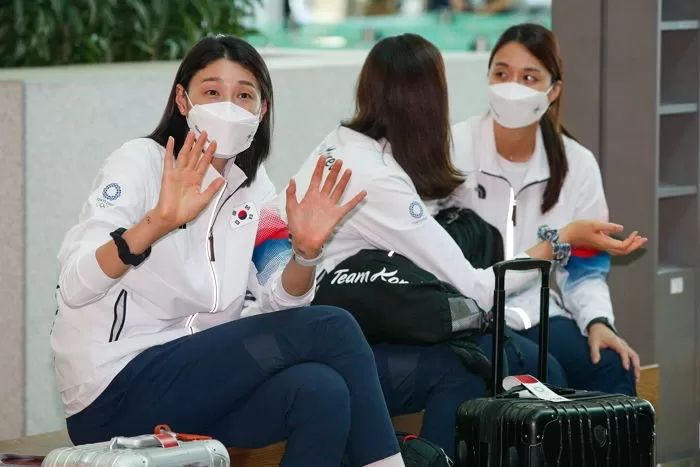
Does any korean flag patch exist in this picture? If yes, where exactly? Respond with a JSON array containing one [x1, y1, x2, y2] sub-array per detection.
[[230, 201, 258, 229]]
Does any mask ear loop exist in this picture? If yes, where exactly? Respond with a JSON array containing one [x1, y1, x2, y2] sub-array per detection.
[[182, 90, 215, 148], [184, 89, 195, 125], [253, 99, 264, 121], [250, 99, 264, 147], [183, 89, 198, 131], [545, 78, 563, 100], [543, 82, 558, 113], [184, 89, 195, 109]]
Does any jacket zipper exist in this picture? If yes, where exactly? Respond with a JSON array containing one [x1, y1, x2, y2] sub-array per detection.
[[187, 181, 229, 335], [481, 171, 549, 259], [506, 187, 516, 259]]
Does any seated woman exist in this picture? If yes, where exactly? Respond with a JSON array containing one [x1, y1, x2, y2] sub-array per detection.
[[449, 23, 641, 395], [51, 35, 405, 467], [283, 33, 645, 457]]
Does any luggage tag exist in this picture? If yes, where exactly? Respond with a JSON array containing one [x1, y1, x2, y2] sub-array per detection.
[[503, 374, 570, 402]]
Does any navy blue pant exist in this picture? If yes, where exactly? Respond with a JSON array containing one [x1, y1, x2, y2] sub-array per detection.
[[477, 316, 636, 395], [373, 343, 487, 458], [67, 306, 400, 467]]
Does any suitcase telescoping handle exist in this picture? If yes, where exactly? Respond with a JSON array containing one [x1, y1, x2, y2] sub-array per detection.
[[492, 258, 551, 395]]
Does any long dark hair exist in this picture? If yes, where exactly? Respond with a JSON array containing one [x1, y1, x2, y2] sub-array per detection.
[[490, 24, 572, 214], [344, 34, 463, 200], [148, 35, 273, 185]]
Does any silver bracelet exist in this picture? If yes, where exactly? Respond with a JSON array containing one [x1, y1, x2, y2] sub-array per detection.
[[292, 245, 324, 267]]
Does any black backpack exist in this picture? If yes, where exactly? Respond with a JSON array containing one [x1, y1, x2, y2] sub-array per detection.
[[396, 431, 454, 467], [314, 248, 469, 344], [434, 207, 504, 269], [313, 209, 504, 343]]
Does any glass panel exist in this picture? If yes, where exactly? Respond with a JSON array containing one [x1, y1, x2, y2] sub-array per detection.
[[249, 0, 552, 51]]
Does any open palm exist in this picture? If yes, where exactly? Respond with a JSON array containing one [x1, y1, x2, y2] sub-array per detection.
[[155, 131, 225, 231], [286, 156, 366, 258], [562, 220, 647, 256]]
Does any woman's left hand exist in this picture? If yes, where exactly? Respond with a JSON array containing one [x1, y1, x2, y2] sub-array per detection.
[[286, 156, 367, 259]]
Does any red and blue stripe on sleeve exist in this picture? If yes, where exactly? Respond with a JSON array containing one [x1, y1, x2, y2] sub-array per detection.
[[252, 207, 292, 285], [563, 247, 611, 292]]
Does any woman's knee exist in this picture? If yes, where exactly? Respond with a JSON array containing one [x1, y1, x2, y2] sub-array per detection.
[[565, 348, 635, 394], [436, 366, 487, 402], [289, 363, 351, 419], [545, 357, 568, 387], [596, 348, 625, 369], [308, 305, 358, 328], [597, 349, 636, 383], [308, 305, 371, 350], [421, 344, 488, 398]]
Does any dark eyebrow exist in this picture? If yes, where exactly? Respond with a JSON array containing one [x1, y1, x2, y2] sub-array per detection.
[[238, 80, 257, 89], [493, 62, 544, 74], [198, 77, 257, 90]]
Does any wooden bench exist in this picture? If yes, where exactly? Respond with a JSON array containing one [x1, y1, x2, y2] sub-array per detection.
[[0, 366, 660, 466]]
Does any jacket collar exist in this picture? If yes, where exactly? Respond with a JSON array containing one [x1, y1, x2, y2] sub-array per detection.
[[478, 115, 551, 186], [201, 158, 248, 193], [223, 159, 248, 189]]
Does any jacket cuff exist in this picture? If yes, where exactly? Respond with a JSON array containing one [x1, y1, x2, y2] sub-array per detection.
[[576, 310, 615, 336], [271, 273, 316, 309], [585, 316, 618, 335]]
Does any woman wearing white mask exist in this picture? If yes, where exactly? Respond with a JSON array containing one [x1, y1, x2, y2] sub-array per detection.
[[52, 36, 407, 467], [450, 23, 641, 395], [285, 33, 645, 458]]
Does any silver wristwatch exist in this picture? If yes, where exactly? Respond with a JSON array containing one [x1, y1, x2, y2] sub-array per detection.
[[292, 245, 324, 267]]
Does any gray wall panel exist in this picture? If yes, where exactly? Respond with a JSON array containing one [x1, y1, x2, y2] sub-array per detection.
[[0, 81, 25, 440]]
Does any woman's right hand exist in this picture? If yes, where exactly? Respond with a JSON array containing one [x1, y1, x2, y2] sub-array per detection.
[[151, 131, 225, 234], [559, 220, 647, 256]]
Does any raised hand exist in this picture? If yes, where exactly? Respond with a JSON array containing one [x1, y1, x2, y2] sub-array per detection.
[[560, 220, 647, 256], [153, 131, 225, 233], [286, 156, 367, 258]]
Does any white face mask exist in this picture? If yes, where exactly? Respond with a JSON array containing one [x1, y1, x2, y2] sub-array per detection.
[[185, 92, 261, 159], [488, 82, 553, 129]]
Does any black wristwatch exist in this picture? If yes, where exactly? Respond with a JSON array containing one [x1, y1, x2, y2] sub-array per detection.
[[110, 228, 151, 266], [586, 317, 617, 334]]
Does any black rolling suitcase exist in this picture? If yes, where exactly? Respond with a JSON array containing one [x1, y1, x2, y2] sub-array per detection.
[[455, 258, 656, 467]]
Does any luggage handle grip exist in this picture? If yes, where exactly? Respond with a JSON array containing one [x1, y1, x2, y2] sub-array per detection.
[[110, 435, 165, 450], [109, 430, 187, 450], [491, 258, 552, 395], [493, 258, 551, 280]]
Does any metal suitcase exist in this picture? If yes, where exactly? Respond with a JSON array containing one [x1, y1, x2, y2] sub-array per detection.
[[42, 433, 229, 467], [455, 258, 656, 467]]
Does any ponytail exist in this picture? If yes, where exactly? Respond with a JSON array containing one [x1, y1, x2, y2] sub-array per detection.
[[540, 110, 569, 213]]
